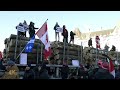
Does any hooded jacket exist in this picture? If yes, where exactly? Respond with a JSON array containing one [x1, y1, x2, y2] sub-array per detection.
[[1, 65, 19, 79]]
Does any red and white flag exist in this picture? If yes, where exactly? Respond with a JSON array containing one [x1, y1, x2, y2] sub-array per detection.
[[36, 21, 51, 60], [107, 58, 115, 78]]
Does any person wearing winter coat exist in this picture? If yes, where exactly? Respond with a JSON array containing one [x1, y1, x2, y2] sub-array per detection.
[[104, 44, 109, 52], [39, 63, 50, 79], [62, 25, 68, 43], [88, 38, 92, 47], [23, 64, 35, 79], [33, 63, 49, 79], [69, 31, 76, 44], [115, 65, 120, 79], [29, 22, 38, 38], [33, 64, 41, 79], [0, 59, 6, 71], [23, 20, 29, 37], [68, 71, 77, 79], [0, 59, 6, 78], [110, 45, 116, 51], [60, 64, 69, 79], [54, 22, 60, 41], [1, 60, 19, 79], [95, 36, 100, 49], [16, 23, 25, 37], [94, 61, 114, 79], [88, 67, 99, 79], [78, 65, 88, 79]]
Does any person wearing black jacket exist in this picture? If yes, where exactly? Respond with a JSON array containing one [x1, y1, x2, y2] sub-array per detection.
[[110, 45, 116, 51], [78, 66, 88, 79], [38, 63, 50, 79], [62, 25, 68, 43], [0, 59, 6, 71], [94, 61, 114, 79], [104, 44, 109, 52], [23, 64, 35, 79], [29, 22, 38, 38], [115, 65, 120, 79], [88, 38, 92, 47], [69, 31, 76, 44], [60, 64, 69, 79], [88, 67, 99, 79], [33, 63, 49, 79], [0, 59, 6, 78]]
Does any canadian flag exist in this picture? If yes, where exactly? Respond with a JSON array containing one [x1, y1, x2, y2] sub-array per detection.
[[107, 58, 115, 78], [36, 21, 51, 60]]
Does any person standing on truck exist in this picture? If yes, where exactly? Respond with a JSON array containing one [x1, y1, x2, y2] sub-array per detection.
[[23, 20, 29, 37], [88, 38, 92, 47], [54, 22, 60, 42], [69, 31, 76, 44], [29, 22, 38, 38], [16, 23, 25, 37], [62, 25, 68, 43]]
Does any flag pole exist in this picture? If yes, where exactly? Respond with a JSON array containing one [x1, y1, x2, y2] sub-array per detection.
[[37, 43, 39, 64], [16, 46, 26, 60], [81, 42, 83, 64], [63, 38, 66, 64]]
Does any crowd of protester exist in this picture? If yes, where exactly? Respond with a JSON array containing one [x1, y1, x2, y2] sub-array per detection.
[[0, 56, 119, 79]]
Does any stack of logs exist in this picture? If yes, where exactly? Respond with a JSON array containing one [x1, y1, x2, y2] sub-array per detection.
[[51, 41, 83, 65], [3, 34, 44, 64], [83, 47, 120, 65], [3, 34, 120, 65], [83, 47, 108, 65], [108, 51, 120, 60]]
